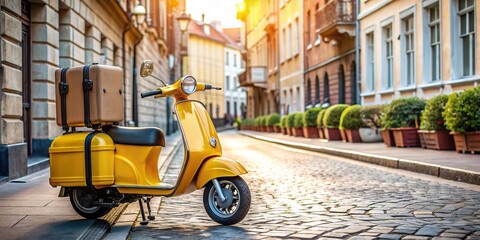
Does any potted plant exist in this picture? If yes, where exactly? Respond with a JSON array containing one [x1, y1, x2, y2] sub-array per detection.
[[418, 94, 455, 150], [254, 116, 262, 131], [274, 123, 282, 133], [322, 104, 349, 141], [339, 105, 364, 143], [316, 109, 327, 139], [280, 116, 288, 134], [359, 105, 384, 142], [303, 108, 320, 138], [444, 87, 480, 153], [266, 113, 280, 132], [382, 97, 426, 147], [287, 113, 297, 136], [293, 113, 305, 137]]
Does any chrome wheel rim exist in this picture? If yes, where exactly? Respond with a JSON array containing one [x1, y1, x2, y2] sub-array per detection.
[[72, 188, 100, 214], [208, 180, 240, 218]]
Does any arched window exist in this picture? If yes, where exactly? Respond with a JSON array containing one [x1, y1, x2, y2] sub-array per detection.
[[306, 78, 312, 106], [323, 72, 330, 103], [351, 61, 357, 104], [338, 64, 345, 104], [315, 75, 320, 104]]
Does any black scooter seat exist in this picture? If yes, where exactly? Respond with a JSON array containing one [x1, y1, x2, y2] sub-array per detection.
[[105, 126, 165, 147]]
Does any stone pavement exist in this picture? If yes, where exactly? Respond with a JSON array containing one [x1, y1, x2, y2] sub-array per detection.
[[126, 131, 480, 239], [239, 130, 480, 185], [0, 131, 182, 240]]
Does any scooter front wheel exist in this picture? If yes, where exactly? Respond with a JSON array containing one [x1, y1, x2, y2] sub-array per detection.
[[69, 187, 111, 219], [203, 176, 251, 225]]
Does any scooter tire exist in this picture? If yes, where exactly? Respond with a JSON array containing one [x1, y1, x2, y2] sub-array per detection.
[[69, 187, 112, 219], [203, 176, 251, 225]]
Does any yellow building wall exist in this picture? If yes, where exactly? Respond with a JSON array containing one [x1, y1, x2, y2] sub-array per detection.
[[186, 36, 225, 120]]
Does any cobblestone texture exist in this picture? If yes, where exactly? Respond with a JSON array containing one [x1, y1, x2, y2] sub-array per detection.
[[129, 132, 480, 239]]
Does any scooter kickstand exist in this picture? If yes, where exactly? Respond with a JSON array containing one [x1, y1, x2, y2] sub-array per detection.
[[138, 199, 149, 225], [145, 197, 155, 220]]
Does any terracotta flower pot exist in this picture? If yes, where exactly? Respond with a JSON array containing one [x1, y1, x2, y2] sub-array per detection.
[[345, 129, 362, 143], [267, 126, 274, 132], [451, 131, 480, 154], [381, 129, 396, 147], [289, 128, 295, 136], [318, 127, 325, 139], [340, 129, 347, 142], [303, 126, 319, 138], [286, 127, 291, 136], [417, 130, 455, 150], [281, 127, 287, 135], [274, 126, 282, 133], [324, 128, 341, 141], [392, 127, 420, 147], [293, 127, 304, 137]]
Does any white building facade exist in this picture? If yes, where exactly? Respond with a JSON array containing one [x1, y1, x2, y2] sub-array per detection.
[[224, 46, 247, 122]]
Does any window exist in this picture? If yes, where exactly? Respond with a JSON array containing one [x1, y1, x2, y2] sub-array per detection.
[[338, 65, 345, 104], [307, 11, 311, 46], [366, 32, 375, 91], [293, 18, 299, 55], [287, 24, 292, 59], [428, 3, 441, 82], [383, 24, 394, 90], [402, 15, 415, 86], [323, 72, 330, 102], [458, 0, 475, 77], [226, 76, 230, 90], [234, 53, 237, 67], [282, 28, 286, 62], [315, 76, 320, 103], [226, 52, 229, 65], [307, 79, 312, 105]]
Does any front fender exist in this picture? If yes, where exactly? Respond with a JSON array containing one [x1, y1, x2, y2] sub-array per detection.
[[195, 157, 247, 189]]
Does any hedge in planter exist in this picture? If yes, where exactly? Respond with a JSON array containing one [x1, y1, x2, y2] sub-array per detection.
[[339, 105, 364, 142], [267, 113, 280, 132], [254, 116, 263, 131], [293, 113, 305, 137], [382, 97, 426, 147], [359, 105, 383, 143], [444, 87, 480, 153], [316, 109, 327, 139], [303, 108, 320, 138], [418, 94, 454, 150], [323, 104, 349, 140], [286, 113, 297, 136], [280, 115, 288, 135]]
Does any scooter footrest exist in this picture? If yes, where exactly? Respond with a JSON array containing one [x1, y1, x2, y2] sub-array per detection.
[[113, 182, 174, 190]]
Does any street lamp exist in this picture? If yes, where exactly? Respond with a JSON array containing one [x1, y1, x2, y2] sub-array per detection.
[[176, 13, 191, 75], [132, 0, 146, 25]]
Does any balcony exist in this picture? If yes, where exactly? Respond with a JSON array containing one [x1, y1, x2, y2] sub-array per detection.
[[315, 0, 356, 38], [238, 66, 267, 88]]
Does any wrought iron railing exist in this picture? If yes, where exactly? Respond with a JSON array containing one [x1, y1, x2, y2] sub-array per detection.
[[315, 0, 356, 34]]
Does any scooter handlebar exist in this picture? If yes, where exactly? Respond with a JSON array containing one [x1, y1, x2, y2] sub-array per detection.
[[141, 89, 162, 98]]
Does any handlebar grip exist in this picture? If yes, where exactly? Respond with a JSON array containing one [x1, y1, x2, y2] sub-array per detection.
[[141, 89, 162, 98]]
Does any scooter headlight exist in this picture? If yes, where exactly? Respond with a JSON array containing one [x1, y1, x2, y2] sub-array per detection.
[[181, 75, 197, 95]]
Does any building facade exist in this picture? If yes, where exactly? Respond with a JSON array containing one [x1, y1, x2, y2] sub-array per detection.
[[238, 0, 279, 118], [0, 0, 184, 181], [304, 0, 357, 109], [185, 19, 226, 124], [359, 0, 480, 105], [279, 0, 304, 114]]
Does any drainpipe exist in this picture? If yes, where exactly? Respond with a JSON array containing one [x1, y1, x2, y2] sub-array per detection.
[[355, 0, 361, 104], [122, 22, 132, 126], [132, 35, 144, 127]]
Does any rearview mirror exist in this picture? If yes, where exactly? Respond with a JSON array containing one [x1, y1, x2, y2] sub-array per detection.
[[140, 60, 154, 77]]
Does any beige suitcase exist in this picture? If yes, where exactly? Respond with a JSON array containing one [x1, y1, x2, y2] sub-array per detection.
[[55, 64, 124, 129]]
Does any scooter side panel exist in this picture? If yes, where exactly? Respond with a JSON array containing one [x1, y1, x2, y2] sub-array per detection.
[[114, 144, 162, 186], [195, 156, 248, 189], [172, 100, 222, 196]]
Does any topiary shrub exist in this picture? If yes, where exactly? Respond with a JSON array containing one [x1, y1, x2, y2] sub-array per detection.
[[294, 113, 304, 128], [316, 109, 327, 127], [381, 97, 426, 129], [287, 113, 297, 128], [360, 105, 384, 129], [444, 87, 480, 133], [266, 113, 280, 127], [280, 115, 287, 128], [303, 108, 321, 127], [254, 116, 262, 127], [339, 105, 364, 130], [323, 104, 349, 128], [260, 116, 267, 127], [420, 94, 449, 131]]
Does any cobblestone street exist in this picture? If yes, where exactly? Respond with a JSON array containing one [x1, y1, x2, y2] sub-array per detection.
[[129, 131, 480, 240]]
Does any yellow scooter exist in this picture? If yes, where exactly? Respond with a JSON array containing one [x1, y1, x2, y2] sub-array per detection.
[[49, 60, 251, 225]]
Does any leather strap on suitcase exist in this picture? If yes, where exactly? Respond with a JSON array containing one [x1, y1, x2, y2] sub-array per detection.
[[82, 63, 99, 129], [85, 131, 100, 189], [59, 67, 69, 132]]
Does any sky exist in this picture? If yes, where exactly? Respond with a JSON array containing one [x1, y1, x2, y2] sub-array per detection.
[[186, 0, 242, 28]]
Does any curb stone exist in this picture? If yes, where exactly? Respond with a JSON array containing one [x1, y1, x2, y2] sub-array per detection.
[[239, 132, 480, 185]]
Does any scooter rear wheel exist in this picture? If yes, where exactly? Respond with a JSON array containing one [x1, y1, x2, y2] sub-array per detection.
[[69, 187, 111, 219], [203, 176, 251, 225]]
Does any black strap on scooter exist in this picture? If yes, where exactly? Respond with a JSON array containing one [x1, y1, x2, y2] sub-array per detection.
[[85, 131, 100, 189], [83, 65, 93, 128], [59, 67, 69, 132]]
